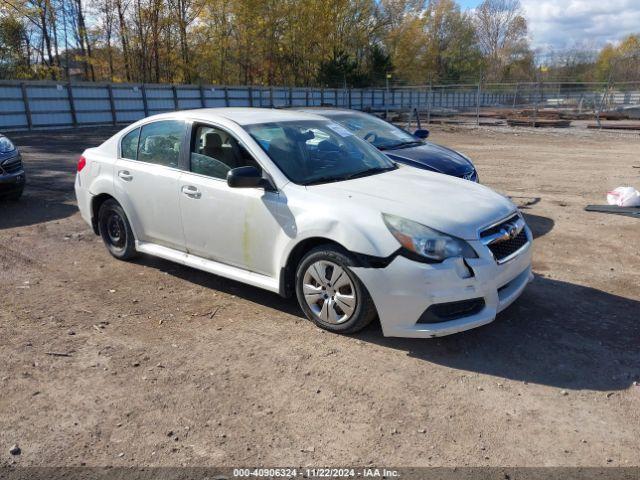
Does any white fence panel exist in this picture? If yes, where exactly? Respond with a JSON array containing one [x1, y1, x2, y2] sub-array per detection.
[[2, 80, 639, 130]]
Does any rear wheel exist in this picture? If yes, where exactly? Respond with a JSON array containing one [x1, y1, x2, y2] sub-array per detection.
[[98, 199, 137, 260], [295, 245, 376, 334]]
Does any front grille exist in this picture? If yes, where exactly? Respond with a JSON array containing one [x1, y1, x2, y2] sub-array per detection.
[[487, 230, 528, 261], [480, 214, 519, 239], [1, 156, 23, 174], [417, 298, 486, 324]]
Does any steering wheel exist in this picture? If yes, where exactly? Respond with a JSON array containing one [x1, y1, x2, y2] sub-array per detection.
[[363, 131, 378, 144]]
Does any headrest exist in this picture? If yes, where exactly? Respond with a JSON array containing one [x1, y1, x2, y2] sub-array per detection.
[[144, 135, 162, 153], [269, 137, 292, 153], [317, 140, 339, 152], [204, 132, 222, 149]]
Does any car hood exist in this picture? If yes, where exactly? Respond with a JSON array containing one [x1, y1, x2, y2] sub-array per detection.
[[307, 167, 515, 240], [383, 142, 474, 176], [0, 149, 19, 162]]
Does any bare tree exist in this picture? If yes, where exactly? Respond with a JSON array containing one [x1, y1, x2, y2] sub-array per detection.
[[147, 0, 161, 82], [46, 0, 61, 73], [474, 0, 528, 81], [114, 0, 131, 81], [35, 0, 55, 75], [68, 0, 95, 80], [60, 0, 70, 79], [167, 0, 201, 83], [131, 0, 152, 82], [98, 0, 115, 80]]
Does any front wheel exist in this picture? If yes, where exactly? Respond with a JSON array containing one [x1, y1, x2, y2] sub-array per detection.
[[295, 245, 376, 334], [6, 188, 23, 200], [98, 199, 137, 260]]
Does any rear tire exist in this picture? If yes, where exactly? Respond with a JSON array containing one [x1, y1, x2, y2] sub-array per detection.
[[98, 199, 137, 260], [295, 245, 376, 334]]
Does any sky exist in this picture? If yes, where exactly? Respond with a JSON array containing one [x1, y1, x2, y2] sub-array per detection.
[[457, 0, 640, 52]]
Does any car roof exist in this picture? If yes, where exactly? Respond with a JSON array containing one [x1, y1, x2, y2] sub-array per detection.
[[296, 108, 362, 117], [139, 107, 327, 126]]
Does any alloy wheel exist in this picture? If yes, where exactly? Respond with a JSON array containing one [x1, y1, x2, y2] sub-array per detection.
[[302, 260, 357, 324]]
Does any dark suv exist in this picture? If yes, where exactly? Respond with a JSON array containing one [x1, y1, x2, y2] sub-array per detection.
[[0, 134, 25, 200]]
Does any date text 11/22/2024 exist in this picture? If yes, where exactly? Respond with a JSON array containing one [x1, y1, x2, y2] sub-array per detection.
[[233, 468, 400, 478]]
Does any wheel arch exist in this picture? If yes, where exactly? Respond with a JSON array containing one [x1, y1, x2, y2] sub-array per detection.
[[278, 236, 395, 298], [90, 193, 116, 234], [90, 193, 137, 239], [279, 237, 345, 298]]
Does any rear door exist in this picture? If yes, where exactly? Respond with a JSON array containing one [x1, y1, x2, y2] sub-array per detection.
[[114, 120, 187, 251]]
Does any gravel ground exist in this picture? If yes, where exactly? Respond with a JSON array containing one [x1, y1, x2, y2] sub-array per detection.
[[0, 124, 639, 468]]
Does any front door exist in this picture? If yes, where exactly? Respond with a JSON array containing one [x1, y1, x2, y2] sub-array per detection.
[[178, 123, 284, 276]]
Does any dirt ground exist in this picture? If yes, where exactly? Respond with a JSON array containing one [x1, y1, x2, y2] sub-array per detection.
[[1, 124, 639, 468]]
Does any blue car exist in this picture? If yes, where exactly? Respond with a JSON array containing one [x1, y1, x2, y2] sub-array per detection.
[[297, 108, 478, 182], [0, 134, 25, 200]]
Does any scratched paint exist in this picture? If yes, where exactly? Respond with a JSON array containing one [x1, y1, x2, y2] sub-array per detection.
[[242, 200, 254, 267]]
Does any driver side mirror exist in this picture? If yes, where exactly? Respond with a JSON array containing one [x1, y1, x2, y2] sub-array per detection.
[[414, 129, 430, 139], [227, 166, 275, 191]]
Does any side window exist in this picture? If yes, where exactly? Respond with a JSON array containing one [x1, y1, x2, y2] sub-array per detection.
[[190, 124, 260, 180], [121, 128, 140, 160], [137, 120, 185, 168]]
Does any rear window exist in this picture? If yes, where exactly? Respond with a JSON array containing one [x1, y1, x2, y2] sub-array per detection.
[[137, 120, 186, 168]]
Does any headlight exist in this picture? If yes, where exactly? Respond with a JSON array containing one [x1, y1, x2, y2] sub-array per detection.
[[0, 137, 16, 154], [463, 169, 478, 182], [458, 153, 479, 182], [382, 213, 477, 262]]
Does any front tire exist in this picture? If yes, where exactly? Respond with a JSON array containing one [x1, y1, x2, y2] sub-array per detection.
[[295, 245, 376, 334], [98, 199, 137, 260], [7, 188, 23, 200]]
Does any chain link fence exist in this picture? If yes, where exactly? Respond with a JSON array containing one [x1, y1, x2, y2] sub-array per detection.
[[403, 82, 640, 131], [1, 80, 640, 132]]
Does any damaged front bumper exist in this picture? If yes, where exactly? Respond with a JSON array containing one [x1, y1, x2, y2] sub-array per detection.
[[352, 227, 533, 338]]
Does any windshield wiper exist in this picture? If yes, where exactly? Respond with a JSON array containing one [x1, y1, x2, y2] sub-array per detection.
[[380, 141, 423, 151], [343, 165, 397, 180], [303, 175, 348, 186], [303, 165, 396, 185]]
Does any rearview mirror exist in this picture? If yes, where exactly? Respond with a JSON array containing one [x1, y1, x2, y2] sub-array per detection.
[[414, 129, 430, 139], [227, 166, 275, 190]]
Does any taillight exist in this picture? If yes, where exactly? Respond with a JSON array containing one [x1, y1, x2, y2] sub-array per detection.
[[77, 155, 86, 172]]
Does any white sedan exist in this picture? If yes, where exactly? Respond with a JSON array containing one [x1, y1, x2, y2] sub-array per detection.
[[75, 108, 533, 338]]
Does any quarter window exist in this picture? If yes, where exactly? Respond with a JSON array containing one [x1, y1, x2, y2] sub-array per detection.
[[137, 120, 186, 168], [121, 127, 140, 160], [190, 124, 260, 180]]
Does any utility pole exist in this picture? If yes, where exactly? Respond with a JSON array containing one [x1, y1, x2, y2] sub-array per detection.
[[476, 77, 482, 128], [596, 66, 615, 129], [385, 72, 391, 119], [427, 81, 432, 124]]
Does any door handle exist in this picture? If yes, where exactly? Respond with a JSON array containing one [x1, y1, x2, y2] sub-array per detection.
[[181, 185, 201, 199], [118, 170, 133, 181]]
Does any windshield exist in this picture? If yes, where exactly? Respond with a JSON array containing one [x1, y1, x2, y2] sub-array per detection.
[[245, 120, 396, 185], [322, 112, 422, 150]]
